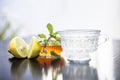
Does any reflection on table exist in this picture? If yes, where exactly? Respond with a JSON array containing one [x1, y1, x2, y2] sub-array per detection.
[[9, 57, 65, 80], [63, 62, 98, 80], [1, 39, 120, 80]]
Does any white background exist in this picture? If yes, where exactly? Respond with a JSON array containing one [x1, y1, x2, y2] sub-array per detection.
[[0, 0, 120, 39]]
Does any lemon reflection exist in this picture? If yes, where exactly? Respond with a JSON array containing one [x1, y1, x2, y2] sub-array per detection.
[[9, 57, 65, 80], [9, 58, 28, 80]]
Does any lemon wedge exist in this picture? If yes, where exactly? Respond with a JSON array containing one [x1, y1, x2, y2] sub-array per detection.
[[27, 36, 41, 59], [8, 36, 41, 59], [8, 36, 28, 58]]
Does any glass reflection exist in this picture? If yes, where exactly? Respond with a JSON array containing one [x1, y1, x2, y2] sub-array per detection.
[[62, 62, 98, 80], [9, 57, 65, 80], [112, 40, 120, 80]]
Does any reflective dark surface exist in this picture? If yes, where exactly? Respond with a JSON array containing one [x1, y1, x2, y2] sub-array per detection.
[[0, 39, 120, 80]]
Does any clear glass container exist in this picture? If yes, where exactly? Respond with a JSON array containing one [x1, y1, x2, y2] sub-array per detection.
[[59, 29, 107, 63]]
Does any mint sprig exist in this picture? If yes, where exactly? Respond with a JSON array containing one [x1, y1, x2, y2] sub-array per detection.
[[38, 23, 61, 46]]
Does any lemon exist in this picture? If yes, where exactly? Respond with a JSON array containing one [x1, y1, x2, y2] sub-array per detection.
[[27, 36, 41, 59], [9, 36, 41, 59], [8, 36, 28, 58]]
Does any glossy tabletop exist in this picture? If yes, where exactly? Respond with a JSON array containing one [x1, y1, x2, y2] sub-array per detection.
[[0, 39, 120, 80]]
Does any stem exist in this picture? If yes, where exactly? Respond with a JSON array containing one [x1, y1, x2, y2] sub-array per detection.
[[45, 36, 52, 47], [42, 36, 52, 54], [42, 34, 57, 54]]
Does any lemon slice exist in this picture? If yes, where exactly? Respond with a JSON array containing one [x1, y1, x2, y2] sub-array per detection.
[[9, 36, 41, 59], [27, 36, 41, 59], [9, 36, 28, 58]]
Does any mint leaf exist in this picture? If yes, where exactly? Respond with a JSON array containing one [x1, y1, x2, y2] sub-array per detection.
[[5, 22, 10, 29], [38, 34, 46, 38], [44, 39, 47, 45], [55, 37, 61, 42], [47, 23, 53, 34], [51, 51, 61, 58], [53, 32, 58, 36]]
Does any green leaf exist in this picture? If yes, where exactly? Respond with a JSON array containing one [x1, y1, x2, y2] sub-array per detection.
[[44, 39, 47, 45], [51, 51, 61, 58], [47, 23, 53, 34], [5, 22, 11, 29], [55, 37, 61, 42], [53, 32, 58, 36], [38, 34, 46, 38], [0, 22, 10, 39]]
